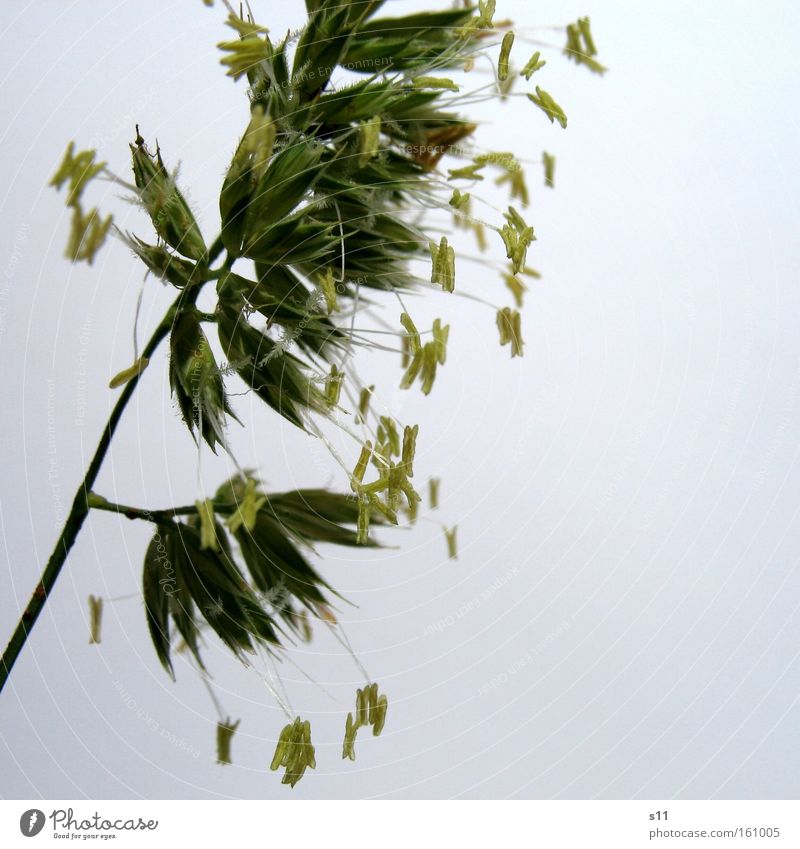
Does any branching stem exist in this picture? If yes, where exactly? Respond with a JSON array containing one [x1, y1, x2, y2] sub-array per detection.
[[0, 237, 224, 695], [88, 496, 236, 523]]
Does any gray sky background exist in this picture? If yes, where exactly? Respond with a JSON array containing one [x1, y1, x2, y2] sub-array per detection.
[[1, 0, 799, 799]]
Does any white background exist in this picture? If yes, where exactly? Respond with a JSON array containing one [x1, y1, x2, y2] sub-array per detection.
[[1, 0, 799, 799]]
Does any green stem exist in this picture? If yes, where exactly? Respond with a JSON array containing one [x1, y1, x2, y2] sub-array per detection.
[[88, 496, 237, 523], [0, 274, 211, 694]]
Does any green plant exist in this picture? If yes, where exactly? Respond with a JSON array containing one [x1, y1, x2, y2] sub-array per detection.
[[0, 0, 604, 786]]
